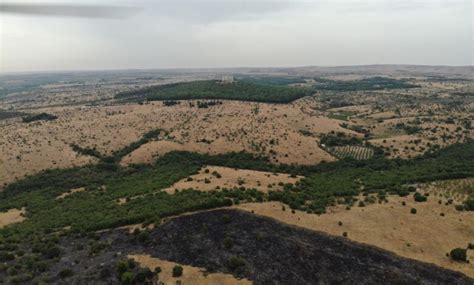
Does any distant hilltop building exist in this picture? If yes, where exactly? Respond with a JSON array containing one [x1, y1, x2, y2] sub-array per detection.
[[221, 75, 234, 84]]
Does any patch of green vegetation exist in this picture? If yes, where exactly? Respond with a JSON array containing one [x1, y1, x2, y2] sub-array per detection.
[[70, 144, 103, 159], [269, 141, 474, 213], [172, 265, 183, 277], [449, 248, 468, 262], [0, 109, 26, 121], [22, 113, 58, 123], [394, 123, 423, 135], [109, 129, 167, 162], [313, 77, 419, 91], [237, 76, 307, 86], [320, 132, 363, 147], [116, 80, 312, 103]]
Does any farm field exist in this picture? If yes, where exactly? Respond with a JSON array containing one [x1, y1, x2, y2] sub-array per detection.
[[325, 145, 374, 160]]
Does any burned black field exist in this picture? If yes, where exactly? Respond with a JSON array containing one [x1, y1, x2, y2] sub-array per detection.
[[25, 209, 473, 285]]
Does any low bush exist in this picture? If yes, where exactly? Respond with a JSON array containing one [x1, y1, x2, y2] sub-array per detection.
[[450, 248, 468, 262], [172, 265, 183, 277]]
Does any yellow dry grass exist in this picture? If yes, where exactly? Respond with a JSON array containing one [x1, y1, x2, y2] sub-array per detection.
[[129, 254, 252, 285], [0, 101, 349, 186], [162, 166, 302, 194], [0, 207, 26, 228]]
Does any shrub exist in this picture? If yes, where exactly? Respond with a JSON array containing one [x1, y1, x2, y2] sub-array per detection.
[[44, 246, 61, 259], [455, 205, 465, 211], [410, 208, 417, 214], [172, 265, 183, 277], [227, 256, 246, 271], [223, 237, 233, 249], [450, 248, 467, 262], [0, 252, 15, 262], [137, 231, 150, 244], [22, 112, 58, 123], [413, 192, 427, 202], [120, 271, 135, 285], [135, 268, 153, 282], [116, 261, 129, 275], [464, 199, 474, 211], [58, 269, 74, 279]]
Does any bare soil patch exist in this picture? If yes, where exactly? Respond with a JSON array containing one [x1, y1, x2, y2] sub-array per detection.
[[0, 207, 26, 228]]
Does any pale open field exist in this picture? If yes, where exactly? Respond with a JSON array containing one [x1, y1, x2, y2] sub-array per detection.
[[234, 195, 474, 278], [0, 207, 25, 229], [129, 254, 252, 285], [162, 166, 303, 194]]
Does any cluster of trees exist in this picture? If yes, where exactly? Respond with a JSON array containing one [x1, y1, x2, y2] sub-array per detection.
[[237, 76, 307, 86], [394, 123, 423, 135], [70, 144, 103, 159], [313, 77, 419, 91], [320, 132, 363, 147], [116, 259, 155, 284], [116, 80, 312, 104], [0, 109, 25, 121], [110, 129, 167, 162], [196, 100, 223, 108], [22, 112, 58, 123]]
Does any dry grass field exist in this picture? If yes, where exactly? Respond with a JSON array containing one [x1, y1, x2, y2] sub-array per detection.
[[162, 166, 303, 194], [234, 193, 474, 278], [1, 101, 348, 186], [0, 207, 25, 229]]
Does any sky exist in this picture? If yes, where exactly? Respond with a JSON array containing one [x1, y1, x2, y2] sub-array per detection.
[[0, 0, 472, 72]]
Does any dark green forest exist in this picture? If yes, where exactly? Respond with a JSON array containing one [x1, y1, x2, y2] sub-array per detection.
[[116, 80, 312, 103], [313, 77, 419, 91]]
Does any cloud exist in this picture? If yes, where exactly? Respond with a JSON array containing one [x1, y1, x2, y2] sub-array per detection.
[[0, 0, 472, 72], [0, 3, 140, 19]]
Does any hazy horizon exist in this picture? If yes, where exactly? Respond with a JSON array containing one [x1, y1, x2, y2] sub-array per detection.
[[1, 63, 474, 76], [1, 0, 473, 73]]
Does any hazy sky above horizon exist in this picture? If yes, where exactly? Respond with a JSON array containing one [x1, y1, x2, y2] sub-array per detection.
[[0, 0, 472, 72]]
